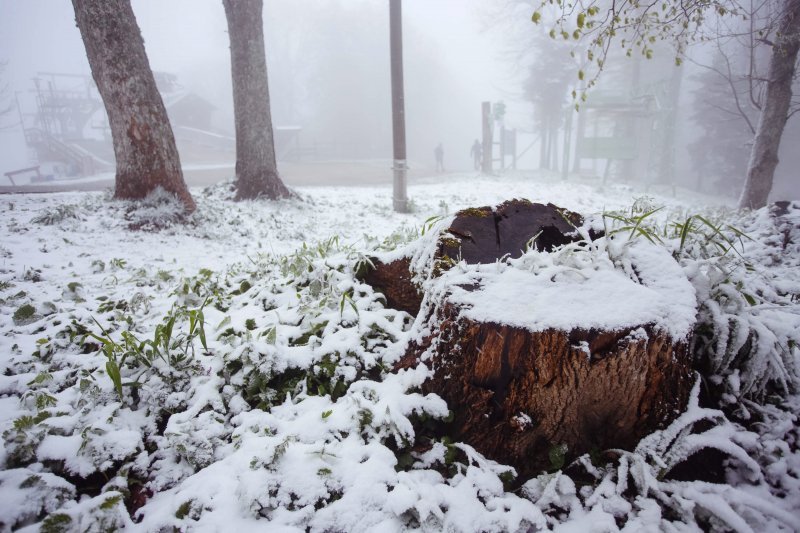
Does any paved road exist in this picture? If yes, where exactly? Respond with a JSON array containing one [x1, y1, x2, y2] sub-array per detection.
[[0, 160, 439, 194]]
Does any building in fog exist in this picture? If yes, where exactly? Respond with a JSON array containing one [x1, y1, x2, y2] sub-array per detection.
[[17, 71, 227, 181]]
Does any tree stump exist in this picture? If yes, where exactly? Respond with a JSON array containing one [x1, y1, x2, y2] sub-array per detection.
[[361, 199, 587, 316], [361, 256, 422, 316], [373, 200, 696, 478], [405, 309, 693, 478]]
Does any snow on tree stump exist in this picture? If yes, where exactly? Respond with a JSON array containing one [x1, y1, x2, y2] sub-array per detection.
[[361, 200, 585, 316], [381, 200, 697, 478]]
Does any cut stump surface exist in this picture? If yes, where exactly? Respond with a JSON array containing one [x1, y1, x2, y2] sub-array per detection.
[[365, 199, 696, 477]]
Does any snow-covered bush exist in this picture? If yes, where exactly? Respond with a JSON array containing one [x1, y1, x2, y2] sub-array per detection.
[[1, 181, 799, 532], [603, 199, 800, 406]]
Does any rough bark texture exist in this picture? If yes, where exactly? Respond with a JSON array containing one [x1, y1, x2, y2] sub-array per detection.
[[399, 305, 693, 478], [370, 199, 694, 478], [72, 0, 195, 213], [223, 0, 291, 201], [438, 200, 583, 265], [362, 257, 422, 316], [362, 200, 585, 317], [739, 0, 800, 209]]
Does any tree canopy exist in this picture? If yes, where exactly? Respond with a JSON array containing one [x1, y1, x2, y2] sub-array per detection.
[[531, 0, 740, 93]]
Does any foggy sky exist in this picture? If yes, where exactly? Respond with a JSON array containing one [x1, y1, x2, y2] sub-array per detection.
[[1, 1, 796, 200], [0, 0, 516, 175]]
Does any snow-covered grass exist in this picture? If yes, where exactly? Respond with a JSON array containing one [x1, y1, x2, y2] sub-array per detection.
[[0, 173, 797, 532]]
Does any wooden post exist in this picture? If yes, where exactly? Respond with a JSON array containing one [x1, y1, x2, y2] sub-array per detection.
[[481, 101, 492, 174], [561, 108, 572, 180], [500, 126, 506, 171], [390, 0, 408, 213], [511, 129, 517, 170]]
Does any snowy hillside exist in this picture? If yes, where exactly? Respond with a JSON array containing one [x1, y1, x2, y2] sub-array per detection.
[[0, 174, 798, 532]]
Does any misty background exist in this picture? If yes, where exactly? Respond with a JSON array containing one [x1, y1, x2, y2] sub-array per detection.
[[0, 0, 798, 200]]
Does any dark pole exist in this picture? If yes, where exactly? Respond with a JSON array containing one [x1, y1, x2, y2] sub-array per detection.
[[481, 101, 492, 174], [390, 0, 408, 212]]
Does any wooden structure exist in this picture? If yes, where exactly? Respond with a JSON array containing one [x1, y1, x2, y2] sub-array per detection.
[[3, 166, 42, 186]]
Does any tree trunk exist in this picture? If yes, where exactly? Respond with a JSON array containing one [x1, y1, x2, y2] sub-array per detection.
[[373, 200, 695, 478], [550, 123, 560, 172], [72, 0, 196, 213], [401, 304, 693, 479], [540, 119, 550, 170], [361, 256, 422, 316], [738, 0, 800, 209], [222, 0, 291, 201], [360, 200, 587, 318]]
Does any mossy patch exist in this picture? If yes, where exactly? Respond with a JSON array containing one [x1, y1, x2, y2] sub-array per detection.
[[457, 207, 492, 218], [13, 304, 40, 326], [438, 237, 461, 249], [175, 500, 193, 519], [40, 513, 72, 533]]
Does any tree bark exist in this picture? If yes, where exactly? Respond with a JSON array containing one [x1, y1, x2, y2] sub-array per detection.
[[361, 200, 586, 317], [361, 256, 422, 316], [739, 0, 800, 209], [379, 199, 694, 478], [540, 118, 550, 170], [222, 0, 291, 201], [399, 304, 693, 479], [72, 0, 196, 213]]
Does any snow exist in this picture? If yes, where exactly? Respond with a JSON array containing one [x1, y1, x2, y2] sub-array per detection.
[[442, 238, 696, 341], [0, 173, 798, 531]]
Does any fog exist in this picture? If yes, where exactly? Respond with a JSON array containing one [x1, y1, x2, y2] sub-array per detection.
[[0, 0, 797, 200], [0, 0, 516, 184]]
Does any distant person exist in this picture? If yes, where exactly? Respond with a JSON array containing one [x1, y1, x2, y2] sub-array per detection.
[[471, 139, 482, 170], [435, 143, 444, 172]]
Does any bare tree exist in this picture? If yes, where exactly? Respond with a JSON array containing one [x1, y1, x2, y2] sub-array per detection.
[[0, 61, 16, 127], [222, 0, 291, 201], [689, 0, 800, 197], [72, 0, 196, 212], [688, 53, 754, 193], [532, 0, 800, 209], [521, 32, 574, 170], [739, 0, 800, 208]]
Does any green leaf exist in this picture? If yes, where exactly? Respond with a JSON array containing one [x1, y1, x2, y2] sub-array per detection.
[[198, 310, 208, 350], [678, 216, 693, 252], [106, 360, 123, 399], [216, 316, 232, 331], [99, 495, 122, 510], [577, 12, 585, 28], [263, 326, 277, 345], [549, 443, 568, 471], [321, 410, 333, 419], [27, 372, 53, 386], [532, 11, 542, 23], [163, 315, 176, 349], [13, 415, 35, 431]]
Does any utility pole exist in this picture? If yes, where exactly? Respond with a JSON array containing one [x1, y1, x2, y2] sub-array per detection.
[[389, 0, 408, 213], [481, 101, 492, 174]]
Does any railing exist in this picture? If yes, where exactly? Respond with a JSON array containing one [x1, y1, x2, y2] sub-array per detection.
[[3, 166, 42, 186], [24, 128, 100, 177]]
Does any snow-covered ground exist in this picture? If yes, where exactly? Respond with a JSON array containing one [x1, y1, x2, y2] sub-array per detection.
[[0, 173, 798, 531]]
